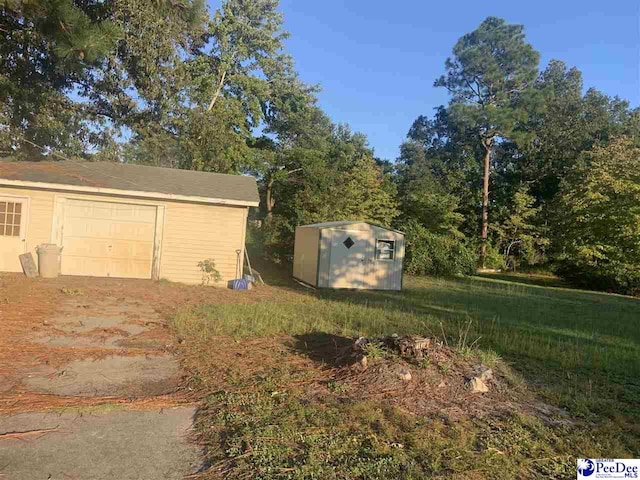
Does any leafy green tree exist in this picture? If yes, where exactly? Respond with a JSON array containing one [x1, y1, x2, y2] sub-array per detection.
[[99, 0, 206, 143], [171, 0, 311, 173], [493, 187, 549, 270], [260, 124, 399, 260], [554, 137, 640, 294], [292, 126, 398, 226], [0, 0, 119, 156], [512, 61, 636, 204], [397, 108, 483, 238], [435, 16, 540, 265]]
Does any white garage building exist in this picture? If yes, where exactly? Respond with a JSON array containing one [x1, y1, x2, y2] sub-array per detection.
[[0, 160, 259, 284]]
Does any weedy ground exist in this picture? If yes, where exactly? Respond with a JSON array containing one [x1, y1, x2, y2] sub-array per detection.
[[170, 269, 640, 479]]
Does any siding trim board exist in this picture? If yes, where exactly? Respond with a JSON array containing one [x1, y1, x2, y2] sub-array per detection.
[[0, 179, 259, 208], [152, 205, 166, 280]]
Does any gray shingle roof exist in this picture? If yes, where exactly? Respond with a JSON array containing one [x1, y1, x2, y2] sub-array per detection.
[[0, 160, 259, 206]]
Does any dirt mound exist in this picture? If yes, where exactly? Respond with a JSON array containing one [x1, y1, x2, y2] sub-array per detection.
[[329, 335, 525, 420]]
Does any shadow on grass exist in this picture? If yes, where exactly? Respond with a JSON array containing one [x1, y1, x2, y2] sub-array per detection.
[[291, 332, 355, 368]]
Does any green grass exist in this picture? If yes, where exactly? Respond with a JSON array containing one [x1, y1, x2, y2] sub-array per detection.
[[171, 273, 640, 478], [195, 384, 589, 479]]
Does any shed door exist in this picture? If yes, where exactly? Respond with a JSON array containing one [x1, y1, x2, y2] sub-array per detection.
[[61, 199, 157, 279], [0, 197, 28, 272], [329, 230, 369, 288]]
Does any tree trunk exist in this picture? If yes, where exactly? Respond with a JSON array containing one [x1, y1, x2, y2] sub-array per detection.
[[480, 138, 493, 268], [265, 174, 275, 220]]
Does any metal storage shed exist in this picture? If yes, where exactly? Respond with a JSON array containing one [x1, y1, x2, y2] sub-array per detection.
[[293, 221, 404, 290]]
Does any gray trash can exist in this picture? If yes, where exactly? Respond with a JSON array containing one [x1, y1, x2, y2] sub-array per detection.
[[36, 244, 63, 278]]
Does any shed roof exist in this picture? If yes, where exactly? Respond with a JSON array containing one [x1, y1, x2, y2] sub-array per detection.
[[0, 160, 259, 206], [301, 220, 404, 235]]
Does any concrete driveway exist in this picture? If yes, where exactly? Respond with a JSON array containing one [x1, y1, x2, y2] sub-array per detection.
[[0, 274, 209, 480]]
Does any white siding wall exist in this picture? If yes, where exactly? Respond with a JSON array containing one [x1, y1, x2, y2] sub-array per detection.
[[161, 201, 247, 284], [0, 186, 55, 262], [0, 185, 249, 285]]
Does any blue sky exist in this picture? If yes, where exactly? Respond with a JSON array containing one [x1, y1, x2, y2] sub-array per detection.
[[213, 0, 640, 160]]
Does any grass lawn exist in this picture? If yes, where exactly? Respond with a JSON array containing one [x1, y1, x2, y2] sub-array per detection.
[[171, 272, 640, 479]]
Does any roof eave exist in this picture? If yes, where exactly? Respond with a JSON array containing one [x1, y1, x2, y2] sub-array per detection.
[[0, 178, 259, 207]]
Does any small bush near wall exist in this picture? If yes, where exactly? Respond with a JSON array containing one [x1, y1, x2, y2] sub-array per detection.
[[401, 221, 476, 277], [198, 259, 222, 285]]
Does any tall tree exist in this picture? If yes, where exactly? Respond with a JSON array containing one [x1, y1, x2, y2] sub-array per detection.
[[397, 108, 481, 239], [435, 17, 540, 265], [493, 186, 548, 270], [260, 122, 399, 260], [173, 0, 310, 173], [0, 0, 120, 156], [514, 61, 636, 205]]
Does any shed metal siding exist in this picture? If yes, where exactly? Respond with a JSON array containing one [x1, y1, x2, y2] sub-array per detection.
[[296, 221, 404, 291], [0, 185, 249, 285], [317, 228, 333, 288]]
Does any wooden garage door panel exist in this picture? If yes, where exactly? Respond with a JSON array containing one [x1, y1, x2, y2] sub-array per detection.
[[61, 199, 157, 279], [64, 219, 155, 241], [62, 238, 154, 259], [63, 256, 110, 278], [109, 240, 154, 260], [65, 202, 156, 223], [109, 258, 153, 277]]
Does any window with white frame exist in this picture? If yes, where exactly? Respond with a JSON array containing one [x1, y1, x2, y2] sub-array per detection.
[[376, 239, 395, 261], [0, 201, 22, 236]]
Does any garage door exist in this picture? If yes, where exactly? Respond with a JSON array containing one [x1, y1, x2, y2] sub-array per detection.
[[61, 199, 157, 279]]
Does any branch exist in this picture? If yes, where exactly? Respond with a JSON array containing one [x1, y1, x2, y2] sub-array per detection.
[[207, 69, 227, 112], [463, 76, 483, 104]]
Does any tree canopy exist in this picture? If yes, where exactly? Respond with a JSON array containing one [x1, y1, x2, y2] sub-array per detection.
[[1, 6, 638, 294]]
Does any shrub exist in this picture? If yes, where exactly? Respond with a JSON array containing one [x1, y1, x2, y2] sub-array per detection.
[[479, 242, 505, 270], [197, 258, 222, 285], [255, 215, 295, 263], [555, 260, 640, 296], [401, 220, 477, 276]]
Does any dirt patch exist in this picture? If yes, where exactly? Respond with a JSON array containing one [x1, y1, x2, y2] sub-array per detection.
[[24, 354, 182, 397], [333, 349, 519, 420], [0, 272, 298, 411], [0, 273, 298, 477], [177, 331, 565, 426], [55, 314, 149, 335]]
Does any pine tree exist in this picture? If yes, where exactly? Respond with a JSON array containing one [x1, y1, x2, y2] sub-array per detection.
[[0, 0, 119, 155], [435, 17, 540, 266]]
